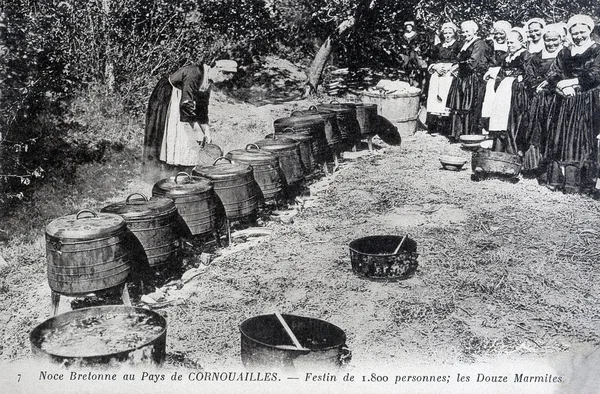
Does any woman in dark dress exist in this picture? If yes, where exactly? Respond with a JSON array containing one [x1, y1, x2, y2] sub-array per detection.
[[143, 60, 237, 180], [426, 22, 461, 134], [522, 24, 565, 174], [447, 20, 491, 140], [539, 15, 600, 193], [487, 27, 532, 155], [399, 21, 429, 88]]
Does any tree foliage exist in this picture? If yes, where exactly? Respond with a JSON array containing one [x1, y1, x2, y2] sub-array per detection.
[[0, 0, 598, 202]]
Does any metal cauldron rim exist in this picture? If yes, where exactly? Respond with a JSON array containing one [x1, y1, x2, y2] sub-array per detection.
[[30, 305, 167, 360]]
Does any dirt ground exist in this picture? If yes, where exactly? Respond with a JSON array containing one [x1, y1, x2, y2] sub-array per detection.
[[1, 58, 600, 392]]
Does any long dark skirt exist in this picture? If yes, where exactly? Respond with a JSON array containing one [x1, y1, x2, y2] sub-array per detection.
[[523, 91, 554, 172], [447, 73, 486, 140], [142, 76, 174, 182], [491, 80, 530, 155], [545, 88, 600, 193], [143, 76, 172, 166]]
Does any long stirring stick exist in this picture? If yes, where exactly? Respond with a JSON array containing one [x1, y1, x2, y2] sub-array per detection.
[[393, 234, 409, 255], [274, 312, 305, 350]]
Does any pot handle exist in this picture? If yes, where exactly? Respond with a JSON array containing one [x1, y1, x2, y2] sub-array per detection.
[[282, 127, 295, 133], [330, 99, 340, 105], [290, 110, 305, 116], [213, 156, 232, 166], [339, 345, 352, 365], [76, 209, 98, 220], [307, 105, 319, 112], [125, 193, 148, 204], [245, 143, 260, 151], [174, 172, 191, 184]]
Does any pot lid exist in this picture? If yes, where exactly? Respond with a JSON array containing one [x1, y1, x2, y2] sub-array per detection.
[[192, 157, 252, 179], [152, 172, 213, 197], [226, 145, 279, 164], [318, 103, 357, 114], [254, 137, 299, 151], [305, 105, 337, 119], [274, 114, 325, 128], [265, 132, 312, 142], [46, 210, 126, 240], [100, 193, 176, 219]]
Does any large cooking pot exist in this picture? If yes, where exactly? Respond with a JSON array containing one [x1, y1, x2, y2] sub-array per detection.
[[354, 103, 378, 136], [471, 150, 522, 178], [239, 313, 351, 370], [306, 105, 342, 151], [266, 130, 314, 174], [225, 144, 285, 205], [317, 102, 361, 150], [30, 305, 166, 367], [101, 193, 182, 270], [281, 111, 332, 167], [152, 172, 224, 237], [45, 210, 132, 295], [254, 136, 305, 187], [349, 235, 418, 280], [192, 157, 259, 221]]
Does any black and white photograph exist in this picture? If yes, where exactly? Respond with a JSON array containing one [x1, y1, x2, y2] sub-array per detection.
[[1, 1, 600, 393]]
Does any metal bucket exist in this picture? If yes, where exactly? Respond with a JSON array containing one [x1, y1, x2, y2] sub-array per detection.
[[349, 235, 418, 280], [30, 306, 167, 367], [254, 137, 305, 186], [239, 314, 351, 370], [101, 193, 182, 270], [225, 144, 285, 204], [152, 172, 224, 236], [45, 210, 132, 295], [192, 157, 259, 221]]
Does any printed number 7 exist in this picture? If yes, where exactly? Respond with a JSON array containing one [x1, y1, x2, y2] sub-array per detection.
[[17, 374, 21, 382]]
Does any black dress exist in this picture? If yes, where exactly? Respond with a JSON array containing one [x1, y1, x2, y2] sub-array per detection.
[[522, 52, 558, 172], [447, 38, 491, 139], [544, 43, 600, 193]]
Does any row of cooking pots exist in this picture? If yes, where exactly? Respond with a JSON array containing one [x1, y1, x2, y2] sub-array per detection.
[[44, 102, 380, 297]]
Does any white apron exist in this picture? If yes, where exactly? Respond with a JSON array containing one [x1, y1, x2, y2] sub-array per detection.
[[160, 85, 203, 166], [488, 76, 515, 132], [481, 67, 501, 118], [426, 63, 454, 116]]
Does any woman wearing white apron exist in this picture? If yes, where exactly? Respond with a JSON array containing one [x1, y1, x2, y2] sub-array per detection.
[[426, 22, 461, 135], [481, 21, 511, 123], [143, 59, 238, 180], [488, 28, 532, 155]]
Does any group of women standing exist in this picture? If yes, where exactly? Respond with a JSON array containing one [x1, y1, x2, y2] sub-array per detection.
[[426, 14, 600, 195]]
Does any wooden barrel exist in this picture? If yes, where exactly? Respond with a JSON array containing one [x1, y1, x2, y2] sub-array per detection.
[[354, 103, 378, 136], [192, 157, 259, 221], [254, 137, 304, 186], [225, 144, 285, 204], [361, 90, 421, 136], [266, 131, 314, 174], [45, 210, 132, 295], [274, 113, 332, 165], [152, 172, 224, 236], [101, 194, 182, 270]]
